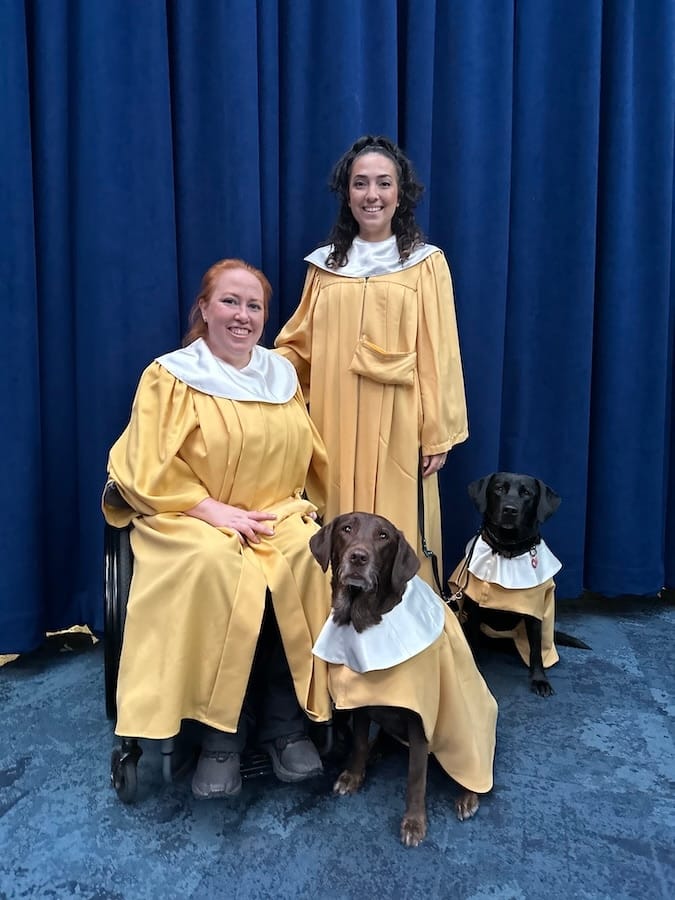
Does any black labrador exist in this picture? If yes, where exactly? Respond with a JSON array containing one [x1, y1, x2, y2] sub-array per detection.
[[310, 512, 480, 848], [452, 472, 589, 697]]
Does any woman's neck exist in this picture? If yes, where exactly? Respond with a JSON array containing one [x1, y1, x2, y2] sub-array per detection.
[[356, 230, 395, 244], [203, 338, 252, 370]]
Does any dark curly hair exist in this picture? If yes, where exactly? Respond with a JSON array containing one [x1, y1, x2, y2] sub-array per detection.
[[325, 135, 425, 269]]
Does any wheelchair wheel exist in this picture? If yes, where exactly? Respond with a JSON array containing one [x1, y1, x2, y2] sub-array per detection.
[[110, 739, 142, 804], [104, 523, 133, 721]]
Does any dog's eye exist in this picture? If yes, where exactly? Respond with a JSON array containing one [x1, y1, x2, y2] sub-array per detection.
[[520, 487, 533, 497], [378, 530, 389, 540], [341, 524, 352, 533]]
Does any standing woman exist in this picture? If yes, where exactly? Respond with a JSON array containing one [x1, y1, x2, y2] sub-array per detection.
[[275, 135, 468, 587]]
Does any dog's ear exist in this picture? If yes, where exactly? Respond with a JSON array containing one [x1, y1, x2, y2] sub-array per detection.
[[309, 520, 336, 572], [467, 475, 493, 514], [390, 529, 421, 596], [536, 481, 561, 523]]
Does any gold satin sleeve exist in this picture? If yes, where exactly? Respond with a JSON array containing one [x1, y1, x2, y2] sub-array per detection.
[[297, 388, 329, 518], [416, 252, 469, 455], [274, 266, 319, 395], [103, 362, 210, 524]]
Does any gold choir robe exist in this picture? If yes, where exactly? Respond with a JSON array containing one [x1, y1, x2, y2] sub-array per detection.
[[449, 536, 561, 669], [315, 580, 497, 795], [103, 347, 332, 740], [275, 240, 468, 587]]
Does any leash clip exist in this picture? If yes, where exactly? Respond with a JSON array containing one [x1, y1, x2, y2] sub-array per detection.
[[444, 588, 466, 622], [449, 587, 463, 605]]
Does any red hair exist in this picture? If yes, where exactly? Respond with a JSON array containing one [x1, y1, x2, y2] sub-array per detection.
[[183, 258, 272, 346]]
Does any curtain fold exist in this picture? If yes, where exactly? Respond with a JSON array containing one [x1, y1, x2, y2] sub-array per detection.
[[497, 1, 604, 594], [415, 1, 517, 568], [585, 0, 675, 595], [1, 0, 673, 653], [1, 1, 43, 652]]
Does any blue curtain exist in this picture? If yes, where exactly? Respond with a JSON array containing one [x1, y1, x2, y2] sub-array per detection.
[[1, 0, 673, 654]]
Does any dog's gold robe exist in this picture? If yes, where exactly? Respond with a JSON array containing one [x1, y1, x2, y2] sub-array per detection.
[[448, 566, 559, 669], [104, 361, 332, 740], [325, 606, 498, 794], [275, 249, 468, 586]]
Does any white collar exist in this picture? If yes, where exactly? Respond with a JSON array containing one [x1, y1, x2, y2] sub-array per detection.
[[466, 536, 562, 589], [312, 575, 445, 673], [155, 338, 298, 403], [304, 236, 440, 277]]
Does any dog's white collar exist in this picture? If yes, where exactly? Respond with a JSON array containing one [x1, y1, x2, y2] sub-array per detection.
[[312, 575, 445, 673], [467, 536, 561, 589]]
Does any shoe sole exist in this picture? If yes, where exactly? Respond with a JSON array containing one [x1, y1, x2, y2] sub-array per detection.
[[191, 781, 242, 800]]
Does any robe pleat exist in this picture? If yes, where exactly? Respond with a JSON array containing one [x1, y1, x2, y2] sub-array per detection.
[[327, 606, 498, 794], [104, 362, 332, 740], [275, 250, 468, 587]]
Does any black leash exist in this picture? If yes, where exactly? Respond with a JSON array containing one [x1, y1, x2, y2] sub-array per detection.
[[447, 530, 480, 608], [417, 456, 467, 612]]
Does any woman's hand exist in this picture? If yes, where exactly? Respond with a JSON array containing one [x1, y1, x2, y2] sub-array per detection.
[[421, 452, 448, 478], [185, 498, 276, 544]]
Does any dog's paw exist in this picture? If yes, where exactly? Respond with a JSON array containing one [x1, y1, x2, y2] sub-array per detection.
[[400, 813, 427, 847], [333, 770, 364, 795], [530, 677, 554, 698], [455, 791, 479, 821]]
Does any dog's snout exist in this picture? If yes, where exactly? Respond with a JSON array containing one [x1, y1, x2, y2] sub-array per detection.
[[349, 548, 370, 567], [502, 504, 518, 517]]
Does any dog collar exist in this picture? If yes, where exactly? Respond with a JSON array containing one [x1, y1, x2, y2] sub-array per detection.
[[480, 525, 542, 559], [311, 575, 445, 673]]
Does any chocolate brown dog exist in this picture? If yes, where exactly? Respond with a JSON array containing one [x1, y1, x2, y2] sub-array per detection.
[[310, 512, 498, 847], [450, 472, 589, 697]]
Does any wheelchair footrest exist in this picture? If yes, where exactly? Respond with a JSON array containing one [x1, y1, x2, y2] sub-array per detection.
[[240, 749, 274, 780]]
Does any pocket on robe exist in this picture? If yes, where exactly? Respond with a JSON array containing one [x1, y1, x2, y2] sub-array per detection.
[[348, 336, 417, 386]]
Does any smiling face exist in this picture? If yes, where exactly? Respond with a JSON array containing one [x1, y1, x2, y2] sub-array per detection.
[[199, 267, 265, 368], [348, 151, 400, 242]]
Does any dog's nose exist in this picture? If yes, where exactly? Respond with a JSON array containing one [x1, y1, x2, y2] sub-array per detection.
[[503, 504, 518, 517], [348, 548, 369, 566]]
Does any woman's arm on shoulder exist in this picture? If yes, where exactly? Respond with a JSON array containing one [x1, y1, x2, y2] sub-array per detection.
[[293, 387, 328, 516], [274, 265, 321, 394]]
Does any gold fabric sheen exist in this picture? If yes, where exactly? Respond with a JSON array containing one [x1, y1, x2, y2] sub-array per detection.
[[326, 606, 497, 794], [448, 564, 560, 669], [275, 251, 468, 586], [103, 362, 333, 739]]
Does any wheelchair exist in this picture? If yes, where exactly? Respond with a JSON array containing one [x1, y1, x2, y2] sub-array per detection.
[[103, 483, 333, 803]]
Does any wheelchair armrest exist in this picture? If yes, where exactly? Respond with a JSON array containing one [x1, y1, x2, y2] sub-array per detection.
[[103, 480, 134, 512]]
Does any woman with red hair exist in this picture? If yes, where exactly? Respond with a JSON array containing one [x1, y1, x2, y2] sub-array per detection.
[[104, 259, 331, 799]]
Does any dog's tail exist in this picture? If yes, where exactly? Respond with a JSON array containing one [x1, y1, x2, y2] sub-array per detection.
[[554, 630, 592, 650]]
